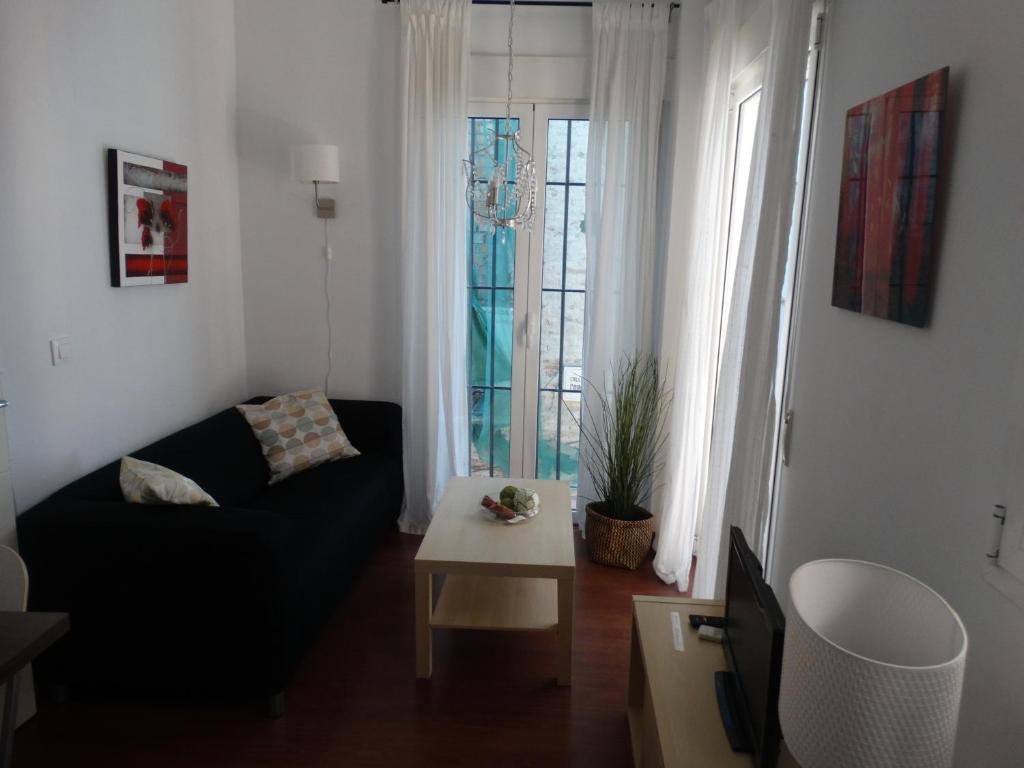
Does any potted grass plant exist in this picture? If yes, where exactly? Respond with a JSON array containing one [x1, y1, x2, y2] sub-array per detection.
[[577, 354, 670, 570]]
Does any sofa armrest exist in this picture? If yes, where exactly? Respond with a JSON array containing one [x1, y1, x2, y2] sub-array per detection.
[[18, 500, 293, 628], [17, 499, 297, 693], [328, 399, 402, 461]]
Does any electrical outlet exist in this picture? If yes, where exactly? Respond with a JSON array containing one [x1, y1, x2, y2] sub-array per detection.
[[49, 335, 71, 366]]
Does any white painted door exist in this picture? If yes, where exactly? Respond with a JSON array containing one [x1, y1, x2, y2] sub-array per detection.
[[762, 6, 826, 571], [0, 375, 38, 726]]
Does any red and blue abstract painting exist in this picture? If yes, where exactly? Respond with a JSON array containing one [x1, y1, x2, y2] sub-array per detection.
[[108, 149, 188, 287], [831, 67, 949, 327]]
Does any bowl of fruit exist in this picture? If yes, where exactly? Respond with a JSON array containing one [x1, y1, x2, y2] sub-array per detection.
[[480, 485, 541, 524]]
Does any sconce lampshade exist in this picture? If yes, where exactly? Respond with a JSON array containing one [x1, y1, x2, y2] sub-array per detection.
[[291, 144, 339, 184], [779, 559, 967, 768]]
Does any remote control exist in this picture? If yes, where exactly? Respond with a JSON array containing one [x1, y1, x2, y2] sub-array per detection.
[[688, 614, 726, 630]]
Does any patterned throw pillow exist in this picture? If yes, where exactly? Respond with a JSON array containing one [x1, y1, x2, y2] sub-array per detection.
[[120, 456, 219, 507], [236, 389, 359, 485]]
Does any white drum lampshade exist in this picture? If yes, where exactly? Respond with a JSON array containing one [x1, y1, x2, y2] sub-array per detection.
[[779, 560, 967, 768], [290, 143, 339, 184]]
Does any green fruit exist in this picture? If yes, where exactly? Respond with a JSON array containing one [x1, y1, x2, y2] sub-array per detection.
[[500, 490, 517, 507], [500, 485, 519, 499]]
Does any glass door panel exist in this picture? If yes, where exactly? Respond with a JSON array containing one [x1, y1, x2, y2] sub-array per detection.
[[528, 109, 589, 505], [467, 108, 532, 478]]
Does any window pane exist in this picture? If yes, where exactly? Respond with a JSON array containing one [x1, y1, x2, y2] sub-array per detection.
[[565, 186, 587, 290], [536, 391, 559, 480], [469, 288, 492, 387], [562, 291, 585, 388], [471, 387, 491, 476], [721, 90, 761, 359], [492, 388, 512, 478], [470, 223, 493, 287], [569, 120, 589, 184], [547, 120, 569, 183], [495, 117, 520, 176], [494, 228, 515, 288], [493, 288, 514, 388], [560, 393, 582, 486], [542, 185, 566, 289], [470, 119, 496, 180], [539, 291, 562, 390]]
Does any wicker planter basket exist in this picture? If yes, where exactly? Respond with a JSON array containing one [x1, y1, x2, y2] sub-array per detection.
[[584, 502, 654, 570]]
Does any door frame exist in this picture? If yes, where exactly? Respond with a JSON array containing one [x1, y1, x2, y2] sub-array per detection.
[[466, 100, 590, 480]]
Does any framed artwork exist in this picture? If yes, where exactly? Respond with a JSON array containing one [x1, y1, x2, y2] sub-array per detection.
[[831, 67, 949, 327], [107, 149, 188, 286]]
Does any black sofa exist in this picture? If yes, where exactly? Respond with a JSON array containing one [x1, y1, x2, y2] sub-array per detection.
[[17, 397, 403, 714]]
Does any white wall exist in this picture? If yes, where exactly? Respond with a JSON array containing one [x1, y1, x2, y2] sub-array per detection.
[[771, 1, 1024, 765], [234, 0, 402, 403], [471, 4, 590, 57], [234, 2, 597, 405], [0, 0, 247, 510]]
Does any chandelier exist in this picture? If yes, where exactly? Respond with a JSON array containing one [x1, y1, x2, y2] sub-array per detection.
[[464, 0, 536, 232]]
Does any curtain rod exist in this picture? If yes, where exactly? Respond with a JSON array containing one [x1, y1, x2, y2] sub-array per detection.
[[380, 1, 680, 8]]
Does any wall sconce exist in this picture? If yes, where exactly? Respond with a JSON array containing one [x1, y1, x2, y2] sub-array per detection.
[[291, 144, 339, 218]]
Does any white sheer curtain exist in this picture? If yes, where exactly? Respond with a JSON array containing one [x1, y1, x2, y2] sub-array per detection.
[[693, 0, 812, 598], [398, 0, 471, 534], [579, 0, 671, 521], [653, 0, 740, 591]]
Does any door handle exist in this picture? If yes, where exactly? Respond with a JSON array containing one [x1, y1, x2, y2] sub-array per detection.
[[781, 410, 793, 466], [523, 312, 539, 349], [0, 400, 8, 410]]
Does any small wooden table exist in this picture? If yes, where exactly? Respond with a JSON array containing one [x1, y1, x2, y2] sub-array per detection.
[[414, 477, 576, 685], [0, 611, 69, 768], [628, 596, 798, 767]]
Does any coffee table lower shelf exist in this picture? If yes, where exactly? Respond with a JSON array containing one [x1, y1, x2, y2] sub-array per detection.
[[431, 574, 558, 632]]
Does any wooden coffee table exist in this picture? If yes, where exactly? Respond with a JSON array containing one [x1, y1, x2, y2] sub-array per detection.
[[414, 477, 576, 685]]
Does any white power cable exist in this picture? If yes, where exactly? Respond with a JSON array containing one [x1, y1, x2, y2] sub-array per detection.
[[323, 217, 333, 395]]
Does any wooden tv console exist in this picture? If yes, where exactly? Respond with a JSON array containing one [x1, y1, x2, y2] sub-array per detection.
[[627, 596, 799, 768]]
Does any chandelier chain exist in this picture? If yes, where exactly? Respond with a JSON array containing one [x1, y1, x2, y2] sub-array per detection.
[[505, 0, 515, 128]]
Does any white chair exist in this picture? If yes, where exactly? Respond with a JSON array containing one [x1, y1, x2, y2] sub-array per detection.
[[0, 545, 29, 768], [0, 545, 27, 611]]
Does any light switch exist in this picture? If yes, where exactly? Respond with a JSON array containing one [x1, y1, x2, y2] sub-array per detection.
[[49, 335, 71, 366]]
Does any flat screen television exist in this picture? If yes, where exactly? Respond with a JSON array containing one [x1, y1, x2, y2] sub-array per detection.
[[715, 526, 786, 768]]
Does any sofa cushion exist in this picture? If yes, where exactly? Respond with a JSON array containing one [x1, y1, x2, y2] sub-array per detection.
[[249, 452, 396, 521], [249, 451, 401, 594], [236, 389, 359, 486], [120, 456, 219, 507]]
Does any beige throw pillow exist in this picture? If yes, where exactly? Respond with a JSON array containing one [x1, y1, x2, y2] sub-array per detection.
[[236, 389, 359, 485], [120, 456, 219, 507]]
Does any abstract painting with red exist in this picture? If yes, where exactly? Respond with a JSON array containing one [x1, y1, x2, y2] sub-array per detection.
[[108, 149, 188, 286], [831, 67, 949, 327]]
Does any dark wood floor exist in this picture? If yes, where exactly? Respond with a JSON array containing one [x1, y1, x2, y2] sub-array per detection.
[[15, 529, 685, 767]]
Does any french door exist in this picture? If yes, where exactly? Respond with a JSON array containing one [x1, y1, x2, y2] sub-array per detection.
[[467, 101, 589, 502]]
